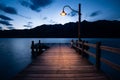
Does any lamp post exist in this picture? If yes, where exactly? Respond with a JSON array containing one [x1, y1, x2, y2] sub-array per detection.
[[60, 4, 81, 41]]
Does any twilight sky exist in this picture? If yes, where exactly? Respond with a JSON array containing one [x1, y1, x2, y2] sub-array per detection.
[[0, 0, 120, 30]]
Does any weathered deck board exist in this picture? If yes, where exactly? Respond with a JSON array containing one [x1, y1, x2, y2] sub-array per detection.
[[12, 44, 108, 80]]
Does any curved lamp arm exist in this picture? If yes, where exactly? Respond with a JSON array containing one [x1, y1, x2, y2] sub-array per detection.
[[63, 5, 78, 13], [60, 5, 78, 16]]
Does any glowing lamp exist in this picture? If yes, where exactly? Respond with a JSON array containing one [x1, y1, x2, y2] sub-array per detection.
[[60, 10, 67, 16]]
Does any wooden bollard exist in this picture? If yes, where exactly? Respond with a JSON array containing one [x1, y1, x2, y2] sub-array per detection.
[[31, 41, 35, 57], [96, 42, 101, 70], [84, 41, 89, 59], [76, 40, 78, 47], [79, 39, 82, 48], [81, 40, 85, 57], [85, 41, 89, 50], [76, 40, 78, 52], [39, 40, 41, 44], [38, 40, 42, 54], [70, 39, 74, 48]]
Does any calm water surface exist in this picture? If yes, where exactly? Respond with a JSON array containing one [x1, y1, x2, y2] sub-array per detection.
[[0, 38, 120, 80]]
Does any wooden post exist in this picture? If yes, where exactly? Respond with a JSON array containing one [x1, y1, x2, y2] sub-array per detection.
[[39, 40, 41, 44], [76, 40, 78, 47], [76, 40, 78, 52], [71, 39, 74, 48], [96, 42, 101, 70], [79, 39, 82, 55], [36, 48, 39, 54], [81, 40, 85, 57], [31, 41, 35, 57], [84, 41, 89, 59], [38, 40, 42, 54]]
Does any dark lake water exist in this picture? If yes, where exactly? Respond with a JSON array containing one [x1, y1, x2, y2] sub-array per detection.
[[0, 38, 120, 80]]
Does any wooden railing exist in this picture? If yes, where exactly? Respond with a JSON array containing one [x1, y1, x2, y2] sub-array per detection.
[[71, 40, 120, 71], [31, 40, 50, 58], [31, 40, 42, 57]]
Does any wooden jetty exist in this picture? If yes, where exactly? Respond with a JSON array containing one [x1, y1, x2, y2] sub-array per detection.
[[12, 41, 110, 80]]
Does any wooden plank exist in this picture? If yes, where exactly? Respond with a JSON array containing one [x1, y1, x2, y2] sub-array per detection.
[[14, 77, 107, 80], [16, 73, 106, 78], [84, 50, 96, 58], [84, 42, 96, 48], [101, 45, 120, 55], [18, 70, 100, 74], [27, 65, 94, 68], [25, 66, 96, 71], [101, 58, 120, 71]]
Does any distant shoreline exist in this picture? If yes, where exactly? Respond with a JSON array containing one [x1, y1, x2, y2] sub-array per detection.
[[0, 36, 120, 38]]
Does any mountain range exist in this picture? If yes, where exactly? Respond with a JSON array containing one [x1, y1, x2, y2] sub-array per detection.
[[0, 20, 120, 38]]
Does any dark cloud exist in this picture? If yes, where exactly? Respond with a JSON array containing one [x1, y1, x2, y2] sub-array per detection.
[[0, 3, 18, 14], [43, 17, 47, 20], [4, 7, 17, 14], [7, 27, 14, 30], [0, 15, 13, 21], [20, 0, 53, 12], [20, 0, 31, 8], [0, 20, 13, 26], [0, 3, 30, 19], [30, 0, 53, 12], [90, 11, 102, 17], [68, 11, 77, 17], [19, 14, 31, 19], [49, 19, 57, 24], [42, 16, 57, 23], [0, 27, 2, 30], [0, 3, 5, 10], [24, 22, 33, 29]]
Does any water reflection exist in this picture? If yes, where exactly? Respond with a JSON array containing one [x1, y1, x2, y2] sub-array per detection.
[[0, 38, 32, 80]]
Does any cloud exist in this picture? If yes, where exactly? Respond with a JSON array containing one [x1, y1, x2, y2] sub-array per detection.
[[20, 0, 31, 8], [7, 27, 14, 30], [0, 15, 13, 21], [68, 11, 77, 17], [24, 22, 33, 29], [90, 11, 102, 17], [20, 0, 53, 12], [43, 17, 47, 20], [4, 7, 18, 14], [42, 16, 57, 24], [0, 3, 5, 10], [0, 20, 13, 26], [0, 27, 2, 30], [49, 19, 57, 24], [0, 3, 18, 14], [0, 3, 30, 19]]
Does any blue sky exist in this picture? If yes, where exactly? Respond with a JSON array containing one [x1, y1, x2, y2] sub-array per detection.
[[0, 0, 120, 29]]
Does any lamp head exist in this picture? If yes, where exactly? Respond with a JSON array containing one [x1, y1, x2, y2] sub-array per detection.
[[60, 10, 67, 16]]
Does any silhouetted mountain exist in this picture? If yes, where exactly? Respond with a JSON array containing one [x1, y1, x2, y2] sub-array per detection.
[[0, 20, 120, 38]]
